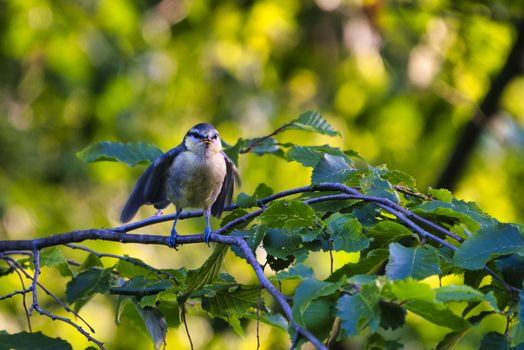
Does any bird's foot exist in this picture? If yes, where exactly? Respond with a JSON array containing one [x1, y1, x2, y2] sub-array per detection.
[[203, 226, 212, 246], [168, 229, 178, 250], [154, 209, 163, 216]]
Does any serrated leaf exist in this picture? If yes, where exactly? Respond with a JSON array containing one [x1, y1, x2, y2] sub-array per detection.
[[231, 226, 266, 257], [379, 301, 406, 330], [260, 200, 315, 229], [116, 256, 155, 278], [360, 168, 399, 203], [77, 141, 163, 166], [428, 187, 453, 202], [382, 278, 435, 303], [328, 249, 389, 281], [132, 300, 167, 350], [381, 169, 416, 188], [293, 279, 342, 325], [312, 154, 354, 184], [182, 245, 228, 300], [40, 246, 73, 277], [413, 199, 496, 232], [66, 268, 112, 311], [385, 243, 440, 280], [454, 223, 524, 270], [287, 145, 349, 168], [406, 300, 470, 330], [435, 285, 487, 303], [0, 331, 72, 350], [220, 208, 250, 228], [480, 332, 510, 350], [368, 221, 414, 247], [337, 283, 381, 335], [325, 214, 370, 252], [201, 284, 260, 336], [110, 277, 173, 297], [288, 111, 340, 136], [436, 328, 471, 350], [263, 229, 305, 261], [302, 299, 334, 340], [79, 253, 103, 270], [275, 263, 314, 281]]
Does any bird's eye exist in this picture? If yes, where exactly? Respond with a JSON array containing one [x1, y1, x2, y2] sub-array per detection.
[[212, 133, 218, 140], [188, 131, 201, 139]]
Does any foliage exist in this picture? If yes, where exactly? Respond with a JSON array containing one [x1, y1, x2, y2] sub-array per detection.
[[1, 114, 523, 349]]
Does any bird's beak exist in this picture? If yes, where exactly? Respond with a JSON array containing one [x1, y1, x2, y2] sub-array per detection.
[[202, 138, 212, 144]]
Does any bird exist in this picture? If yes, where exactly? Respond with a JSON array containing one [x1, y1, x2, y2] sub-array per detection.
[[120, 123, 239, 248]]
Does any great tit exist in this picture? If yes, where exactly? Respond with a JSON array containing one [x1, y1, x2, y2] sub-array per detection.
[[120, 123, 239, 247]]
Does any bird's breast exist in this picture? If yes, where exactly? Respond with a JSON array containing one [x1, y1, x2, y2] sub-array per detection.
[[166, 151, 227, 209]]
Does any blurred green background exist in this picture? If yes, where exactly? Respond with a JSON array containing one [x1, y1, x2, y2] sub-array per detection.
[[1, 0, 523, 349]]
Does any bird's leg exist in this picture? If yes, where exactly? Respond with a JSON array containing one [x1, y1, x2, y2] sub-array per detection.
[[203, 208, 212, 245], [168, 208, 183, 249], [154, 209, 163, 216]]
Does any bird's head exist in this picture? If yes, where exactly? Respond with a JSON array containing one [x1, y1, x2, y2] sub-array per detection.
[[184, 123, 223, 155]]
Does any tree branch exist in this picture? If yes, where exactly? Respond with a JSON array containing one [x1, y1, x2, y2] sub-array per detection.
[[436, 18, 524, 190]]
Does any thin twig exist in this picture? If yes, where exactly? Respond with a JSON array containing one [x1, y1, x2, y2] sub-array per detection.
[[181, 305, 194, 350], [65, 243, 174, 279]]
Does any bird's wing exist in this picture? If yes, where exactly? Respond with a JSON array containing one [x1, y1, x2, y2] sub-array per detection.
[[211, 152, 240, 218], [120, 144, 185, 223]]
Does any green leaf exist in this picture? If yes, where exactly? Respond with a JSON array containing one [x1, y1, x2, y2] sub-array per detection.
[[435, 285, 488, 303], [0, 331, 72, 350], [413, 199, 496, 232], [381, 169, 416, 188], [66, 268, 112, 311], [382, 278, 436, 303], [263, 229, 305, 261], [235, 183, 274, 208], [436, 328, 471, 350], [132, 300, 167, 350], [511, 291, 524, 346], [231, 225, 266, 257], [40, 246, 73, 277], [360, 168, 399, 203], [201, 284, 260, 336], [302, 299, 335, 340], [183, 245, 228, 300], [325, 214, 370, 252], [260, 200, 315, 229], [275, 263, 314, 281], [379, 300, 406, 330], [79, 253, 103, 270], [337, 283, 381, 335], [454, 223, 524, 270], [428, 187, 453, 203], [365, 333, 403, 350], [385, 243, 440, 280], [223, 139, 245, 166], [116, 257, 156, 278], [220, 208, 251, 228], [367, 221, 414, 247], [77, 141, 163, 166], [293, 278, 342, 325], [406, 300, 470, 330], [287, 145, 349, 168], [328, 249, 389, 281], [480, 332, 510, 350], [288, 111, 340, 136], [110, 277, 173, 297], [311, 154, 354, 184]]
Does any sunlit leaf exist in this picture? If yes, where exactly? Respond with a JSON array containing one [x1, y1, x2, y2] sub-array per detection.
[[293, 278, 342, 325], [66, 268, 112, 311], [40, 246, 73, 277], [288, 111, 340, 136], [77, 141, 163, 166]]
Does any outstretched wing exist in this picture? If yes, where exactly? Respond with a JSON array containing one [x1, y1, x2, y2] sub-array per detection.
[[120, 144, 185, 223], [211, 152, 240, 218]]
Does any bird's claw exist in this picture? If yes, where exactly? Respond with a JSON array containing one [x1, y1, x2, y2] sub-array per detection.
[[168, 229, 178, 250], [204, 226, 212, 246]]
